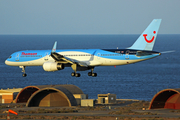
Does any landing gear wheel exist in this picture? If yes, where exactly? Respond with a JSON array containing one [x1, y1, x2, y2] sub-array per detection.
[[92, 73, 97, 77], [71, 72, 75, 77], [88, 72, 92, 76], [22, 73, 27, 77], [89, 67, 97, 77], [75, 73, 81, 77], [20, 66, 27, 77]]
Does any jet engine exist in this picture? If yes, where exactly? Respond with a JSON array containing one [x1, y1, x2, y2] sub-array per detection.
[[43, 62, 64, 71]]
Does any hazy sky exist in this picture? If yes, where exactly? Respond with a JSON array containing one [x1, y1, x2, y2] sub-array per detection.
[[0, 0, 180, 35]]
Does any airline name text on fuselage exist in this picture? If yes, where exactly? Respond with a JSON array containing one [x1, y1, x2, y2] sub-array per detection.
[[21, 52, 37, 56]]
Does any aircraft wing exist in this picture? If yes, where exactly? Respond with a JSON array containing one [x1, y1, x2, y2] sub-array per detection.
[[51, 52, 74, 64], [65, 57, 89, 67], [50, 41, 101, 67], [51, 52, 89, 67], [50, 42, 74, 64], [51, 52, 101, 67]]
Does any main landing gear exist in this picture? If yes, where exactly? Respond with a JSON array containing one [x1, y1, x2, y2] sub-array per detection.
[[19, 66, 27, 77], [88, 68, 97, 77], [71, 64, 81, 77], [71, 72, 81, 77], [71, 65, 97, 77], [71, 71, 97, 77], [88, 72, 97, 77]]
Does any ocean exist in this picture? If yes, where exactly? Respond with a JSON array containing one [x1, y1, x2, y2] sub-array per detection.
[[0, 34, 180, 101]]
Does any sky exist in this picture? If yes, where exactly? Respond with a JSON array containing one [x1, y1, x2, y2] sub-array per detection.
[[0, 0, 180, 35]]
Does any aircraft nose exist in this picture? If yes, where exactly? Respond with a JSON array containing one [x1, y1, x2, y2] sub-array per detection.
[[5, 60, 9, 65]]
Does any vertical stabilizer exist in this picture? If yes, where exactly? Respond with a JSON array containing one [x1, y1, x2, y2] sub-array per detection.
[[129, 19, 162, 51], [52, 41, 57, 53]]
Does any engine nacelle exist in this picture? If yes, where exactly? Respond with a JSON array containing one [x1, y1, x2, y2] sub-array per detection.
[[43, 62, 64, 72]]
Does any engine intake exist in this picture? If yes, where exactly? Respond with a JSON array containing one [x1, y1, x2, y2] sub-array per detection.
[[43, 62, 64, 72]]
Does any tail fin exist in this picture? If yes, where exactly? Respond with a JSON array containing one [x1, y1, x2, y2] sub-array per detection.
[[52, 41, 57, 53], [129, 19, 162, 51]]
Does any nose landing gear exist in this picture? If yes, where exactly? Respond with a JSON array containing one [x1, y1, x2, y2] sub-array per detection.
[[19, 66, 27, 77]]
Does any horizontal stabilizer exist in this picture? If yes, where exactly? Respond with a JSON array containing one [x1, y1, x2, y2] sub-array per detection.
[[161, 50, 175, 54], [136, 51, 160, 57], [136, 51, 152, 56]]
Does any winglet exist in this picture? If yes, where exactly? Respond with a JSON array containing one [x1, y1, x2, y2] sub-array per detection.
[[52, 41, 57, 53]]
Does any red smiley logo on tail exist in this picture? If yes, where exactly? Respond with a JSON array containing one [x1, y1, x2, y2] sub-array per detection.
[[143, 31, 156, 43]]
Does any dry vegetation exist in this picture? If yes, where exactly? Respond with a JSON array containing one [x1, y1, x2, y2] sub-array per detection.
[[109, 101, 158, 115], [18, 108, 78, 114], [169, 110, 180, 113], [79, 105, 108, 111], [0, 115, 177, 120], [0, 101, 179, 120], [0, 103, 25, 109]]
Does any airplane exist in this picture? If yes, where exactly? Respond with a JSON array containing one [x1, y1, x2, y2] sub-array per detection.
[[5, 19, 162, 77]]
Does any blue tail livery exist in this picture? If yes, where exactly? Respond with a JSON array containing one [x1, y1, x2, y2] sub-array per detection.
[[5, 19, 162, 77]]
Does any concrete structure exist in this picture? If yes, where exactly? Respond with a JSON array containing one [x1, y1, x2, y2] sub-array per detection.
[[149, 88, 180, 109], [15, 84, 84, 107], [0, 88, 22, 103], [16, 84, 84, 103], [1, 85, 87, 107], [73, 94, 87, 99], [73, 94, 88, 105], [81, 99, 95, 107], [98, 93, 116, 104], [26, 86, 77, 107]]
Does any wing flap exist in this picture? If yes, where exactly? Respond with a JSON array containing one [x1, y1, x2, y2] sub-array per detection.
[[50, 41, 101, 67], [64, 57, 101, 66], [51, 52, 101, 67], [51, 52, 74, 64]]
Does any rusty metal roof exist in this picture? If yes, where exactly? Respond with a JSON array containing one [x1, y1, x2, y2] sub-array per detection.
[[149, 88, 180, 109]]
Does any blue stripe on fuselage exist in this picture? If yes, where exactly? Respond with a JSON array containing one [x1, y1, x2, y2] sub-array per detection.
[[6, 49, 160, 62]]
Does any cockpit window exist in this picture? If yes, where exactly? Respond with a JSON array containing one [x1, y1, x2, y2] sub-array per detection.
[[8, 56, 12, 59]]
